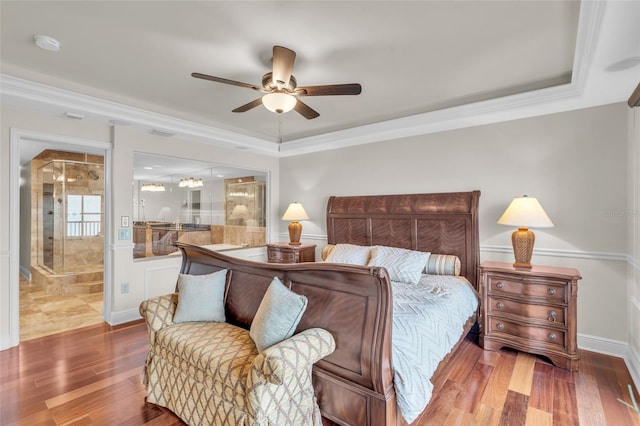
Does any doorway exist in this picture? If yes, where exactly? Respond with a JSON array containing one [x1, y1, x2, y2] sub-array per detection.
[[8, 129, 113, 348], [21, 150, 106, 341]]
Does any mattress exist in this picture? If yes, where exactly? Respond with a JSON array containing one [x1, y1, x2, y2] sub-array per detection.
[[391, 274, 479, 423]]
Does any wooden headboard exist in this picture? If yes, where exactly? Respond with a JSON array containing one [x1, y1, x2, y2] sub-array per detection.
[[326, 191, 481, 288]]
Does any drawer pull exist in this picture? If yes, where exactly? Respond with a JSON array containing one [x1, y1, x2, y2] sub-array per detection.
[[547, 310, 557, 322], [496, 322, 505, 330], [496, 302, 504, 310], [548, 332, 557, 341], [547, 288, 556, 296], [496, 282, 504, 289]]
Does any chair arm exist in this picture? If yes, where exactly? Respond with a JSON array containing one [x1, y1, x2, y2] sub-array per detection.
[[138, 293, 178, 345], [246, 328, 335, 422], [248, 328, 335, 386]]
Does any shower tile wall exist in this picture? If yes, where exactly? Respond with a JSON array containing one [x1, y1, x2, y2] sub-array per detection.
[[30, 150, 105, 276]]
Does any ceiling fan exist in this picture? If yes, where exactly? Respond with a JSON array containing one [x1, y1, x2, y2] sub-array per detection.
[[192, 46, 362, 120]]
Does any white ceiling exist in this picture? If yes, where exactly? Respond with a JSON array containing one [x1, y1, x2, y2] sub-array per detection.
[[1, 1, 639, 157]]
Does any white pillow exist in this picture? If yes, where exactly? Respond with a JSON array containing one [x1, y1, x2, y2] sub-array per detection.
[[173, 269, 227, 323], [367, 246, 430, 285], [325, 243, 372, 265]]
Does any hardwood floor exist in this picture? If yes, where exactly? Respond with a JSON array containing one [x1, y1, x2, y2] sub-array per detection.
[[1, 322, 638, 425]]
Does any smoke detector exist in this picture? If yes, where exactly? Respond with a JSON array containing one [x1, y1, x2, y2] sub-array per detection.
[[34, 35, 61, 52]]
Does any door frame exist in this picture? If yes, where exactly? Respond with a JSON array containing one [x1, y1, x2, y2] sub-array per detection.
[[8, 128, 113, 348]]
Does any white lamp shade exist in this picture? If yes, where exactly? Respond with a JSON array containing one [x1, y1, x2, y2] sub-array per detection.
[[281, 202, 309, 221], [262, 92, 297, 114], [497, 196, 554, 228]]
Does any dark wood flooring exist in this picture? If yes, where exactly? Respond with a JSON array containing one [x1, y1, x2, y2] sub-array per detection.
[[1, 321, 638, 425]]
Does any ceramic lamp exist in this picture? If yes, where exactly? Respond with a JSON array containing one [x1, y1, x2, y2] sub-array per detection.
[[497, 195, 553, 268]]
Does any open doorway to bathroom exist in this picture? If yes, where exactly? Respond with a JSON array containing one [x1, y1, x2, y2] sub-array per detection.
[[20, 149, 105, 341]]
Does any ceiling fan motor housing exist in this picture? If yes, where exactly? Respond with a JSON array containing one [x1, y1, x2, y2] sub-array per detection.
[[262, 72, 297, 92]]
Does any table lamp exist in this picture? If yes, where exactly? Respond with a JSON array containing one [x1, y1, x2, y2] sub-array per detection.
[[282, 202, 309, 245], [497, 195, 554, 268], [229, 204, 250, 225]]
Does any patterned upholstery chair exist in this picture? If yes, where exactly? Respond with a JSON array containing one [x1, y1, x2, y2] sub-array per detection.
[[140, 293, 335, 426]]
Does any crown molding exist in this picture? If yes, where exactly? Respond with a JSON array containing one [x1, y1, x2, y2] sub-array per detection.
[[0, 75, 280, 156], [0, 0, 606, 158]]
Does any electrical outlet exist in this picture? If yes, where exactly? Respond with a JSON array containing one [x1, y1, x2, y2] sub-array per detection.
[[121, 282, 129, 294]]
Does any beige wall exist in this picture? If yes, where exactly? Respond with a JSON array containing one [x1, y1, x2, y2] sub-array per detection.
[[280, 103, 630, 344]]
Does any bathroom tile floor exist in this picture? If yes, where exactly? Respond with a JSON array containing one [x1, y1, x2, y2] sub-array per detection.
[[19, 274, 104, 342]]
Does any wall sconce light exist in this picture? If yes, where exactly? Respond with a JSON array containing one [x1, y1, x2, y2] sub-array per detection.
[[281, 202, 309, 245], [497, 195, 554, 268]]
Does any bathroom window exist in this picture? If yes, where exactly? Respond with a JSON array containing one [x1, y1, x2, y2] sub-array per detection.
[[67, 195, 102, 237]]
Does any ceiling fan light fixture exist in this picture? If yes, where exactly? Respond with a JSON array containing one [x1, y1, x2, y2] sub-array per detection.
[[262, 92, 297, 114]]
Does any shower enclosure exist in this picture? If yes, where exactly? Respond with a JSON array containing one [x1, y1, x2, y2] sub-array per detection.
[[37, 160, 104, 274]]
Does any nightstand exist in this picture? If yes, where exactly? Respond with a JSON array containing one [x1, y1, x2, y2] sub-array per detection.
[[267, 243, 316, 264], [479, 261, 582, 371]]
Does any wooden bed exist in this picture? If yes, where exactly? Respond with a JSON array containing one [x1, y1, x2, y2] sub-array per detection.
[[175, 190, 480, 426]]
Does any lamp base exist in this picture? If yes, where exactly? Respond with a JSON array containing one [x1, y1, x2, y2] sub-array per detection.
[[288, 221, 302, 245], [511, 227, 535, 269]]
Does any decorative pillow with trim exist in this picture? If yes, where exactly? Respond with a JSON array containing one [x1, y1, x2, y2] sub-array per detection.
[[250, 277, 308, 352], [173, 269, 227, 323], [367, 246, 430, 285], [426, 254, 461, 276], [324, 243, 372, 265]]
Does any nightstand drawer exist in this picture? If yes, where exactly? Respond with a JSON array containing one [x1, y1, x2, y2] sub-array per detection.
[[488, 276, 566, 303], [489, 298, 566, 326], [266, 243, 316, 264], [268, 251, 296, 263], [488, 317, 566, 349]]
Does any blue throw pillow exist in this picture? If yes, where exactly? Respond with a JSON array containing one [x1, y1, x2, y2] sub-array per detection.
[[250, 277, 308, 352], [173, 269, 227, 323]]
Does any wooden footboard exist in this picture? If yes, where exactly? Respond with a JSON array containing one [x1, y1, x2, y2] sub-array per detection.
[[177, 243, 397, 425]]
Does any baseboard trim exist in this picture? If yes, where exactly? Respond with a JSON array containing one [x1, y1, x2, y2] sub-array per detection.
[[578, 333, 628, 357], [19, 265, 31, 281], [109, 308, 141, 325]]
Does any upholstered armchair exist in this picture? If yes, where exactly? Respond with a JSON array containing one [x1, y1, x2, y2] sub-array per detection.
[[140, 292, 335, 425]]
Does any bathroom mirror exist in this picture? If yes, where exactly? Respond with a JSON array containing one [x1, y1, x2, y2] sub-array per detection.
[[132, 152, 268, 259]]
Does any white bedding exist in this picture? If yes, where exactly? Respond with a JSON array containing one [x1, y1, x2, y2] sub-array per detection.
[[391, 274, 479, 423]]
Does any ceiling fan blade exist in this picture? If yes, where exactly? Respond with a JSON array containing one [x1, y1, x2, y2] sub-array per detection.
[[272, 46, 296, 88], [232, 98, 263, 113], [192, 72, 261, 91], [293, 99, 320, 119], [295, 83, 362, 96]]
